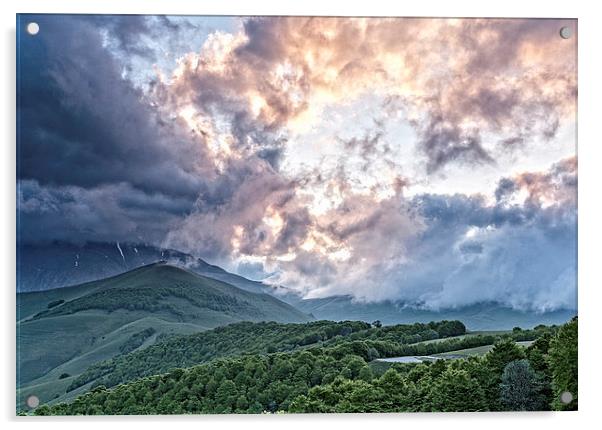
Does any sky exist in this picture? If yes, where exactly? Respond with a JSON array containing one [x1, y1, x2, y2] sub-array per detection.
[[17, 15, 577, 312]]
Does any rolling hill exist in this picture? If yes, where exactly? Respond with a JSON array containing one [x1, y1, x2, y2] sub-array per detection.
[[20, 317, 480, 409], [16, 263, 312, 408]]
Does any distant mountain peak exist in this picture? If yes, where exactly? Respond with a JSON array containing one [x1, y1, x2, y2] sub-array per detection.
[[17, 241, 239, 293]]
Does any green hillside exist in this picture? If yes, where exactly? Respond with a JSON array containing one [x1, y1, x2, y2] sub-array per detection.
[[29, 319, 576, 415], [60, 319, 465, 397], [17, 263, 312, 408]]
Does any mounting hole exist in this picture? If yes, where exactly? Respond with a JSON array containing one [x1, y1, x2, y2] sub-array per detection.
[[26, 22, 39, 36], [559, 26, 572, 39], [560, 391, 574, 404], [26, 395, 40, 409]]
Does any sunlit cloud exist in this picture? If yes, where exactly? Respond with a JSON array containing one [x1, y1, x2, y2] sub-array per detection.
[[152, 17, 577, 310]]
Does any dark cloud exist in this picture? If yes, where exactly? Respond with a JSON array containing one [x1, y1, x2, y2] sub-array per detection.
[[98, 15, 155, 58], [18, 15, 204, 200], [18, 180, 188, 244], [271, 208, 313, 254], [15, 15, 236, 245], [81, 15, 195, 60], [164, 162, 300, 259], [495, 177, 517, 202], [494, 156, 577, 208], [418, 118, 495, 172], [338, 127, 391, 173], [458, 240, 483, 254], [262, 158, 577, 312]]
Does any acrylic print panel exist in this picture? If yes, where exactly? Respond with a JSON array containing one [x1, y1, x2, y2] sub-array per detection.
[[16, 15, 577, 415]]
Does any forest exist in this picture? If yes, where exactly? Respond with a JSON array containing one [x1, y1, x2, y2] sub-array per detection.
[[28, 317, 577, 415], [66, 319, 468, 391]]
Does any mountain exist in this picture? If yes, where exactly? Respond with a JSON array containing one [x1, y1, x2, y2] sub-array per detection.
[[18, 242, 575, 331], [17, 241, 269, 294], [288, 295, 575, 331], [17, 263, 312, 407]]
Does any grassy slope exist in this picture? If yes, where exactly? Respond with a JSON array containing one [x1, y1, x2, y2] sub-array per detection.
[[18, 316, 204, 409], [368, 339, 534, 374], [17, 263, 312, 408], [433, 340, 534, 358], [416, 330, 510, 344]]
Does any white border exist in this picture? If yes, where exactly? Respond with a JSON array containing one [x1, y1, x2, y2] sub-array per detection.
[[2, 0, 601, 429]]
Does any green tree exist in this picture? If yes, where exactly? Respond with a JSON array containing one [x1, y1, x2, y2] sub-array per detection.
[[376, 368, 415, 410], [525, 333, 554, 407], [358, 366, 373, 382], [437, 320, 467, 337], [428, 368, 487, 412], [334, 380, 386, 413], [548, 317, 577, 410], [289, 384, 338, 413], [480, 339, 526, 410], [500, 359, 546, 411], [215, 379, 238, 412], [526, 333, 552, 373], [29, 320, 558, 416], [340, 356, 366, 379], [486, 339, 526, 375]]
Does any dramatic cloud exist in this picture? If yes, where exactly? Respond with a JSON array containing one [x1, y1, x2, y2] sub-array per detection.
[[18, 180, 190, 244], [402, 157, 577, 311], [156, 17, 576, 171], [265, 158, 577, 311], [17, 16, 577, 312], [18, 15, 206, 200], [164, 162, 302, 258]]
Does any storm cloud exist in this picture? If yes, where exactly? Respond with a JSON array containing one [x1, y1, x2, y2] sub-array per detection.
[[17, 16, 577, 312], [18, 179, 191, 244], [18, 15, 204, 198]]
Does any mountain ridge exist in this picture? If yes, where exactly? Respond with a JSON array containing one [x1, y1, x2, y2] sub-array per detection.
[[17, 241, 269, 293], [18, 241, 576, 330]]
